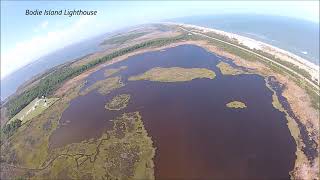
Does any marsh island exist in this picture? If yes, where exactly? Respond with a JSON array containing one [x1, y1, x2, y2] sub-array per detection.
[[129, 67, 216, 82], [226, 101, 247, 109], [105, 94, 131, 111], [1, 23, 318, 180]]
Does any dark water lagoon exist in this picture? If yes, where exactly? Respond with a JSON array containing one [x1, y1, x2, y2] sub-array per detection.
[[50, 45, 296, 179]]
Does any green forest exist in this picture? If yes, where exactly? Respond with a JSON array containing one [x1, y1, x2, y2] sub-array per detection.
[[1, 119, 22, 139], [4, 26, 318, 124], [4, 35, 187, 120]]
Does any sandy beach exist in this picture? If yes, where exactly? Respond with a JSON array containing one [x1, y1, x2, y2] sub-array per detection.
[[176, 23, 320, 84]]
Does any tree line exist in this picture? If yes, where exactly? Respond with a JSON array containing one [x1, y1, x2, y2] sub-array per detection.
[[1, 119, 22, 139], [4, 35, 187, 119]]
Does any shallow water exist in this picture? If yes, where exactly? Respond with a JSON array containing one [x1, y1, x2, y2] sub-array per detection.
[[267, 76, 318, 163], [50, 45, 296, 179]]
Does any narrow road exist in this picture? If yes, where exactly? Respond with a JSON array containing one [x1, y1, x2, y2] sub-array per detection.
[[179, 26, 320, 95]]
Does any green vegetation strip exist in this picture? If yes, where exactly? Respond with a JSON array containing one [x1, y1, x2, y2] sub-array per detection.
[[80, 76, 124, 96], [253, 49, 314, 83], [129, 67, 216, 82], [5, 24, 319, 122], [217, 37, 319, 109], [184, 26, 315, 84], [216, 62, 246, 75], [100, 32, 148, 45], [5, 34, 187, 120], [266, 79, 308, 178], [0, 119, 22, 139], [186, 30, 319, 109], [105, 94, 131, 111], [226, 101, 247, 109], [104, 66, 127, 77]]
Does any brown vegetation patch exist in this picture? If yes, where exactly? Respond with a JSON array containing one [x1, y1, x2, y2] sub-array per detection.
[[216, 61, 246, 75], [129, 67, 216, 82], [80, 76, 124, 96], [104, 66, 127, 77], [105, 94, 131, 111], [226, 101, 247, 109]]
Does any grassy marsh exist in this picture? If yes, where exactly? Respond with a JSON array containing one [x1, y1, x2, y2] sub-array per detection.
[[1, 84, 155, 179], [80, 76, 124, 96], [100, 32, 148, 45], [3, 24, 318, 179], [34, 112, 155, 180], [216, 62, 246, 75], [105, 94, 131, 111], [0, 83, 83, 180], [265, 79, 308, 179], [226, 101, 247, 109], [104, 66, 127, 77], [128, 67, 216, 82]]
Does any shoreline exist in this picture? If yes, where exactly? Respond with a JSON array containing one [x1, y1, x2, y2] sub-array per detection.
[[173, 23, 320, 84], [56, 39, 318, 179], [190, 40, 319, 179], [2, 23, 318, 179]]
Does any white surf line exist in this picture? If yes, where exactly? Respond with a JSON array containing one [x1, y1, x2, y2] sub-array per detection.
[[179, 26, 320, 95]]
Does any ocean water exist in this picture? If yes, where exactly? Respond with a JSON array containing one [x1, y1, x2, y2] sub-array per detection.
[[1, 34, 106, 101], [171, 14, 319, 65]]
